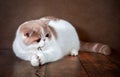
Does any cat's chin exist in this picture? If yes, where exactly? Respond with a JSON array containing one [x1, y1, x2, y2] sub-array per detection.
[[37, 46, 43, 51]]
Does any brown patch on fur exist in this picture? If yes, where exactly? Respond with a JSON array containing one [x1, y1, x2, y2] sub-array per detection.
[[99, 45, 111, 55], [41, 24, 52, 40], [40, 24, 57, 40], [39, 16, 60, 25], [20, 22, 41, 35], [42, 16, 60, 21], [24, 36, 40, 45], [80, 41, 111, 55], [20, 22, 42, 45], [48, 26, 57, 39], [37, 20, 58, 39]]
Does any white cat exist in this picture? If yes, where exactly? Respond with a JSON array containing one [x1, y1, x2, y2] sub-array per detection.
[[13, 16, 80, 66], [13, 16, 111, 66]]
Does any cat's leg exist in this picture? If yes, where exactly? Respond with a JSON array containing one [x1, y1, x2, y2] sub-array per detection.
[[70, 49, 79, 56], [30, 55, 40, 66]]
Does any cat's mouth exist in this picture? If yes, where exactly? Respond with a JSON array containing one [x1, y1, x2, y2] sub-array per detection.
[[37, 46, 44, 51], [37, 47, 42, 51]]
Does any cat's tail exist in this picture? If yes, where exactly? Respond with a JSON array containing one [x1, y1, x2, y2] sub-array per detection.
[[80, 41, 111, 55]]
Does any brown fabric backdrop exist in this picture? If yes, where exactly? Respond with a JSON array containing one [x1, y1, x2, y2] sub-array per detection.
[[0, 0, 120, 50]]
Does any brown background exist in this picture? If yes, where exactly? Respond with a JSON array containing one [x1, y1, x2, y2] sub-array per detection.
[[0, 0, 120, 50]]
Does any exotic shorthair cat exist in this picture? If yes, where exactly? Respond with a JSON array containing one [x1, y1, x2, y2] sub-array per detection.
[[13, 16, 111, 66]]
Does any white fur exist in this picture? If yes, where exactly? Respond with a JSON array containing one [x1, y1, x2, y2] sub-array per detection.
[[13, 17, 80, 66]]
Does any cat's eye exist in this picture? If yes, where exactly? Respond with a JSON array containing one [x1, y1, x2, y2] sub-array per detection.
[[25, 33, 30, 37], [36, 38, 41, 42], [24, 31, 35, 37], [45, 33, 49, 37]]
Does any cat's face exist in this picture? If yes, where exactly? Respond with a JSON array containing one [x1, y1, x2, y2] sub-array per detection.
[[19, 21, 55, 49]]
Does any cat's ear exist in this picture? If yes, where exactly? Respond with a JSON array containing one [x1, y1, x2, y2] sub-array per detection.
[[48, 26, 57, 39]]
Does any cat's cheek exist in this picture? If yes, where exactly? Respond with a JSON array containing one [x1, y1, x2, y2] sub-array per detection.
[[24, 39, 32, 45]]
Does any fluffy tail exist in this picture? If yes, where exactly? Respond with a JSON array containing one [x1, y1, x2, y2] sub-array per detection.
[[80, 41, 111, 55]]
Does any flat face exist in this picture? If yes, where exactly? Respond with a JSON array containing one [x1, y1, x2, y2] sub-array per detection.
[[19, 21, 54, 46]]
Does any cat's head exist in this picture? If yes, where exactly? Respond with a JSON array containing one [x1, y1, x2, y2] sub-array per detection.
[[18, 20, 57, 49]]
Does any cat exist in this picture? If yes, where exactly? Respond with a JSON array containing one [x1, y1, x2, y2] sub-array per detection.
[[12, 16, 111, 66]]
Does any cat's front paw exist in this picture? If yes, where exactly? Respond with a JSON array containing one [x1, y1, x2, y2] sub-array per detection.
[[31, 55, 40, 66], [37, 53, 46, 65]]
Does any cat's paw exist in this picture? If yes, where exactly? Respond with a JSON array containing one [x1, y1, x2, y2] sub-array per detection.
[[35, 52, 46, 65], [70, 49, 78, 56], [38, 55, 46, 65], [31, 55, 40, 66]]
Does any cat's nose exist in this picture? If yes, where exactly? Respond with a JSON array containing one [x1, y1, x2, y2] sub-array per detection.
[[43, 39, 46, 41]]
